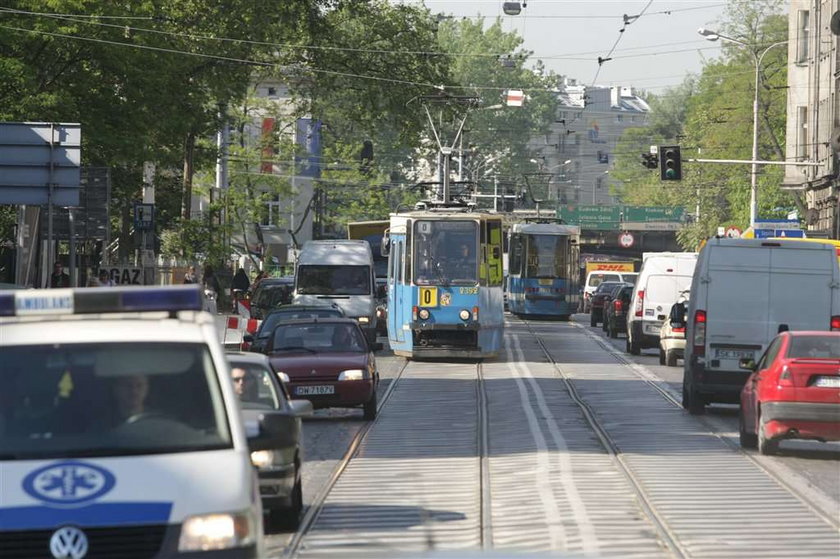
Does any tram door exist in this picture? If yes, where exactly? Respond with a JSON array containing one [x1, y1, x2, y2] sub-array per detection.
[[392, 238, 406, 343]]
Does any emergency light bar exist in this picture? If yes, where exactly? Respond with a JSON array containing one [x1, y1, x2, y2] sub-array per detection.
[[0, 285, 204, 317]]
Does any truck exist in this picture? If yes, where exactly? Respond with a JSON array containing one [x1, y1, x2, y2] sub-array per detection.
[[582, 260, 638, 312]]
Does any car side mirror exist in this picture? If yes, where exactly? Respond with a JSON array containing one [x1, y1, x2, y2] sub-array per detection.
[[739, 358, 757, 371], [289, 399, 314, 417], [247, 410, 297, 451]]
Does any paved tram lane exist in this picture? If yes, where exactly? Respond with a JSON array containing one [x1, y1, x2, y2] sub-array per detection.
[[578, 315, 840, 509], [274, 318, 839, 558], [527, 317, 840, 558]]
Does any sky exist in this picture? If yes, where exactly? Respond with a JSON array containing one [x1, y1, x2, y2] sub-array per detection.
[[396, 1, 741, 93]]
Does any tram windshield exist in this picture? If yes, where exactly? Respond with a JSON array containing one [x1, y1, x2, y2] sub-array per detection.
[[526, 234, 569, 279], [413, 220, 478, 285]]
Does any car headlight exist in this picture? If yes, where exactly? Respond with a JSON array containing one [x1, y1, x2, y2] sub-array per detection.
[[338, 369, 365, 381], [459, 309, 471, 321], [418, 309, 430, 320], [250, 450, 276, 469], [178, 511, 256, 551], [276, 371, 290, 384], [358, 316, 370, 324]]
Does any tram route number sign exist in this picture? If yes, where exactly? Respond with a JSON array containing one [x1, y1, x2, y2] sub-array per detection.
[[419, 287, 438, 307]]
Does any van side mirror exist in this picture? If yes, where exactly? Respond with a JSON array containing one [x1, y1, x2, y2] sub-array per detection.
[[289, 399, 314, 417], [739, 358, 757, 371], [247, 411, 297, 451]]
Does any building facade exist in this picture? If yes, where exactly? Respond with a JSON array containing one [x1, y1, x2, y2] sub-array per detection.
[[784, 0, 840, 237], [530, 78, 650, 208]]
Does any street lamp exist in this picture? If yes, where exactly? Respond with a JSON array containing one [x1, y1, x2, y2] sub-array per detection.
[[698, 27, 787, 228]]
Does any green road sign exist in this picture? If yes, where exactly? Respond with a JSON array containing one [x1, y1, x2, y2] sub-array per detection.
[[557, 205, 685, 230]]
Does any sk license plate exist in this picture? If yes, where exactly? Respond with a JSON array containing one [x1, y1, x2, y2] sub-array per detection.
[[814, 376, 840, 388], [714, 348, 754, 360], [296, 385, 335, 396]]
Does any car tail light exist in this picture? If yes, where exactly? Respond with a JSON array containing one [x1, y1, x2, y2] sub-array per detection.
[[672, 326, 685, 333], [693, 309, 706, 357], [613, 299, 623, 312], [412, 305, 418, 321], [634, 290, 644, 317], [778, 365, 794, 387], [831, 316, 840, 331]]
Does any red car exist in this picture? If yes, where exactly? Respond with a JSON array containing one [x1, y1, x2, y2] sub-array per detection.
[[267, 318, 379, 419], [739, 331, 840, 455]]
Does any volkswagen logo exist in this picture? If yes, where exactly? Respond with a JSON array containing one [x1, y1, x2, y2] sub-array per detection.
[[50, 527, 89, 559], [23, 461, 115, 505]]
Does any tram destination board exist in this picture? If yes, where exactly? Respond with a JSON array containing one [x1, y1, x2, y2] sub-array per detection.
[[557, 205, 685, 231]]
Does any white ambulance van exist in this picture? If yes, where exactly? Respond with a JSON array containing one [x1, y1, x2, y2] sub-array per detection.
[[682, 238, 840, 414], [293, 239, 379, 344], [0, 285, 285, 557], [626, 252, 697, 355]]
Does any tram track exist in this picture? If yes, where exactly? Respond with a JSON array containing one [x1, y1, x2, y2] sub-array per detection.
[[284, 359, 410, 558], [573, 319, 840, 532], [522, 316, 840, 557]]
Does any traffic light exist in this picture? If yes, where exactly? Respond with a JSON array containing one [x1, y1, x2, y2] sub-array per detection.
[[659, 145, 682, 181], [640, 153, 658, 169]]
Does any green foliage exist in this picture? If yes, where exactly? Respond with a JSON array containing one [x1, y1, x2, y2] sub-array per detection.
[[613, 0, 793, 249]]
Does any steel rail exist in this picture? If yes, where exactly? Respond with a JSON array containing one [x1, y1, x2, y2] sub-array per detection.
[[476, 361, 492, 549]]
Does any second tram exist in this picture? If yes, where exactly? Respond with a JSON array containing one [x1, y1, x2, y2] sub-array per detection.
[[385, 209, 504, 359], [506, 222, 581, 319]]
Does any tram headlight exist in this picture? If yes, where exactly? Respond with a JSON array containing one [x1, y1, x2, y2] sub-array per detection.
[[418, 309, 430, 320], [459, 309, 471, 321]]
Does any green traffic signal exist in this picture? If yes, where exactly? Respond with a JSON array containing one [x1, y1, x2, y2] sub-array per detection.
[[659, 145, 682, 181]]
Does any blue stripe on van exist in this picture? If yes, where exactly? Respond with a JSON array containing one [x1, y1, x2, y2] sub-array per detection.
[[0, 502, 172, 530]]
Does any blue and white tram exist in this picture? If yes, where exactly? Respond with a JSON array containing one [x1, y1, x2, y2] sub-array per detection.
[[384, 210, 505, 359], [506, 222, 581, 319]]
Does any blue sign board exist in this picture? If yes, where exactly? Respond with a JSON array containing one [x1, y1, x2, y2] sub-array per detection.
[[755, 228, 805, 239]]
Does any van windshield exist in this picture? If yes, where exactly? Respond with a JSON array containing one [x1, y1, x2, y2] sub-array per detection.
[[297, 265, 371, 295], [0, 343, 232, 460]]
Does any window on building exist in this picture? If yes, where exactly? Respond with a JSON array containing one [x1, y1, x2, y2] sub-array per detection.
[[597, 151, 609, 164], [796, 10, 809, 63], [797, 106, 808, 160], [267, 86, 278, 97], [615, 114, 623, 122]]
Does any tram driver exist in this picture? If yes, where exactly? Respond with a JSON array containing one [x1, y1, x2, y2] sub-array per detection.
[[450, 242, 476, 281]]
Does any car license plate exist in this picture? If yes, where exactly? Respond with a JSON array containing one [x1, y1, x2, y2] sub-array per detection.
[[814, 376, 840, 388], [645, 322, 662, 335], [714, 348, 754, 360], [296, 385, 335, 396]]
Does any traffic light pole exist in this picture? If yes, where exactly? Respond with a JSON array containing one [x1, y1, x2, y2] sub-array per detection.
[[687, 158, 822, 167]]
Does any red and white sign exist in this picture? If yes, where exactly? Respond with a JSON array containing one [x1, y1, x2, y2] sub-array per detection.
[[725, 226, 742, 238], [618, 232, 635, 248], [505, 89, 524, 107]]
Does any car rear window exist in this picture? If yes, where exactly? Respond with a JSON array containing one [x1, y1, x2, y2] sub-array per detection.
[[588, 273, 620, 287], [787, 336, 840, 359]]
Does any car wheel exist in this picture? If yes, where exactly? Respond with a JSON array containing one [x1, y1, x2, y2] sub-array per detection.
[[659, 348, 666, 365], [666, 349, 678, 367], [627, 335, 640, 355], [266, 463, 303, 532], [758, 414, 779, 456], [608, 324, 617, 338], [590, 313, 597, 327], [739, 410, 758, 449], [682, 377, 705, 415], [363, 390, 378, 420]]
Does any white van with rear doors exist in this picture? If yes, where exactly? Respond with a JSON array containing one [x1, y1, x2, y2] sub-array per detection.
[[293, 240, 379, 345], [626, 252, 697, 355], [682, 238, 840, 414]]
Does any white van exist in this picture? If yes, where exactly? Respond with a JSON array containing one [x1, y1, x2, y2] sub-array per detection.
[[294, 239, 378, 343], [626, 252, 697, 355], [0, 286, 275, 557], [682, 238, 840, 414]]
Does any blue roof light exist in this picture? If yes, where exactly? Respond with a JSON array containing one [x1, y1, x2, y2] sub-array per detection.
[[0, 285, 204, 317]]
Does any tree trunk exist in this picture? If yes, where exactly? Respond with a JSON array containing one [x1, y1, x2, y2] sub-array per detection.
[[182, 132, 196, 220]]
